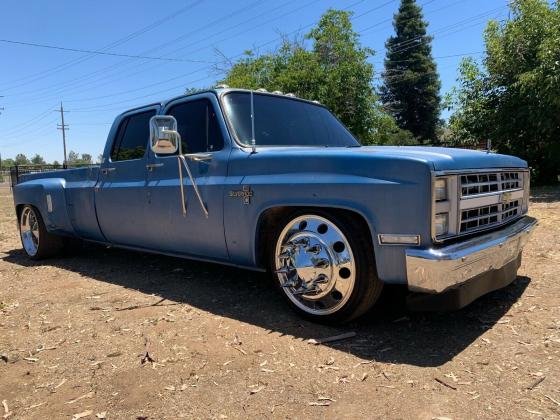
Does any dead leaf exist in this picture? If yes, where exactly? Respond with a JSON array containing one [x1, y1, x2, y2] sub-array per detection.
[[526, 376, 545, 390], [249, 385, 264, 394]]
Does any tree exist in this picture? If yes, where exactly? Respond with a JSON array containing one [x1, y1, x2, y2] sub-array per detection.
[[80, 154, 92, 164], [1, 158, 15, 169], [221, 9, 410, 144], [15, 154, 29, 165], [67, 151, 80, 164], [52, 160, 61, 167], [31, 154, 46, 165], [448, 0, 560, 184], [381, 0, 441, 142]]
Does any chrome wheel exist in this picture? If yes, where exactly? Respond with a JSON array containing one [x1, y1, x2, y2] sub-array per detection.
[[274, 215, 356, 315], [20, 207, 40, 257]]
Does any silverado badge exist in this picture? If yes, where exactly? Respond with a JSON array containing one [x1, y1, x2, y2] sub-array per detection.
[[229, 185, 253, 205]]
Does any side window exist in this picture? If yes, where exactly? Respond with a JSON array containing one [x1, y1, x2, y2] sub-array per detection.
[[167, 99, 224, 154], [111, 110, 155, 161]]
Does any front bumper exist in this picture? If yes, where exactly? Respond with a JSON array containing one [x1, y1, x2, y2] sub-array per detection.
[[406, 216, 537, 294]]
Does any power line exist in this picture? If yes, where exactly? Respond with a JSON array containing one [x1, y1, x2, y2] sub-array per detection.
[[0, 38, 216, 63], [67, 2, 499, 113], [1, 0, 504, 120], [1, 0, 267, 102], [2, 0, 369, 109], [7, 0, 320, 107], [0, 0, 206, 92]]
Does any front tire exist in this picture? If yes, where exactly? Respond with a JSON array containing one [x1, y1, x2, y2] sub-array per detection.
[[19, 205, 64, 260], [269, 210, 383, 324]]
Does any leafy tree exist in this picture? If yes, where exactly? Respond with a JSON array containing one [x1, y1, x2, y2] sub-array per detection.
[[1, 158, 15, 169], [31, 154, 46, 165], [381, 0, 441, 142], [67, 150, 80, 164], [448, 0, 560, 184], [15, 154, 29, 165], [221, 9, 411, 144], [52, 160, 61, 167], [80, 154, 92, 164]]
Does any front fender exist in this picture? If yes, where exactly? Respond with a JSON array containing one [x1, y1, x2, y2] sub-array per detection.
[[224, 172, 422, 284], [13, 178, 75, 236]]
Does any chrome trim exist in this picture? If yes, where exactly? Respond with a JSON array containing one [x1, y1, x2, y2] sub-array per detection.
[[407, 216, 537, 293], [20, 206, 40, 257], [145, 163, 164, 171], [274, 215, 356, 316], [432, 168, 530, 243], [434, 168, 530, 176]]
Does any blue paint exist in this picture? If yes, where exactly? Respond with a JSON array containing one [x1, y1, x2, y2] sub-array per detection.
[[12, 89, 528, 285]]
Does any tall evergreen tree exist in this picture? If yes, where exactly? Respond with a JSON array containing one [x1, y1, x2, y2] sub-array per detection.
[[381, 0, 441, 142]]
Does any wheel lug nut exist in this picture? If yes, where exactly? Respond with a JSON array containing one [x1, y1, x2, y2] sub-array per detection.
[[312, 258, 330, 269]]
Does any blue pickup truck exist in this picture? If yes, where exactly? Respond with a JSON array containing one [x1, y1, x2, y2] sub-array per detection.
[[12, 87, 537, 323]]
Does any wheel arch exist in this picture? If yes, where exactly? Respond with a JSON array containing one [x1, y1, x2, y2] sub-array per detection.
[[254, 205, 377, 270], [13, 179, 75, 236]]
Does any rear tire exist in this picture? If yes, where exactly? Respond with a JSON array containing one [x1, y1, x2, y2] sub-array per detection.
[[19, 205, 64, 260], [268, 209, 383, 324]]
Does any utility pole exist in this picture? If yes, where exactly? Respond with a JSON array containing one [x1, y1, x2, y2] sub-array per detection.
[[56, 102, 69, 167]]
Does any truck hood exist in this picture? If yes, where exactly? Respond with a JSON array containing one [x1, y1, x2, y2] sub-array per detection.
[[362, 146, 527, 171], [252, 145, 527, 171]]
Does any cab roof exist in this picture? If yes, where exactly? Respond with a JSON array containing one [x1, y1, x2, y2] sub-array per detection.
[[118, 87, 322, 117]]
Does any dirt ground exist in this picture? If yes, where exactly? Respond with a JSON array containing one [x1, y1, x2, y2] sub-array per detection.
[[0, 183, 558, 419]]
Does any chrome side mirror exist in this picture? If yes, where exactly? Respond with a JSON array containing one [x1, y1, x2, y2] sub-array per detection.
[[149, 115, 180, 155]]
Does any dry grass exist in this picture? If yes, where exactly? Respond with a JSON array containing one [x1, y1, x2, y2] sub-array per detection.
[[0, 183, 559, 419]]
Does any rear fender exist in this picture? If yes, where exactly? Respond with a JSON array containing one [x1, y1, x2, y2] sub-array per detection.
[[13, 178, 75, 236]]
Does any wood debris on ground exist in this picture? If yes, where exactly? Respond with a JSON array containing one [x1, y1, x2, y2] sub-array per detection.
[[72, 410, 93, 420], [307, 332, 356, 345], [66, 391, 94, 405], [2, 400, 12, 419]]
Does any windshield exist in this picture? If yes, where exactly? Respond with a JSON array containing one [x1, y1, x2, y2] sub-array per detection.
[[221, 92, 360, 147]]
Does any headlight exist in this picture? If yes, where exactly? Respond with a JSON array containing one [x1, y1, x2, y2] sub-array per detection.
[[435, 213, 449, 236], [434, 179, 447, 202]]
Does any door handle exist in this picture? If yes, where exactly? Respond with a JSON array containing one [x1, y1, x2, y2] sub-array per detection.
[[101, 167, 116, 175], [146, 163, 164, 171], [185, 153, 212, 163]]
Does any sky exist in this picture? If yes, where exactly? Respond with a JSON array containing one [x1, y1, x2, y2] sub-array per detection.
[[0, 0, 511, 163]]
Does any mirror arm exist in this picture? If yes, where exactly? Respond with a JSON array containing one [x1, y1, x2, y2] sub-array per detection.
[[178, 154, 209, 218], [177, 155, 187, 216]]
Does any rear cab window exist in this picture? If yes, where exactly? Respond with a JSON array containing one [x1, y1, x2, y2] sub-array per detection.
[[111, 110, 155, 161]]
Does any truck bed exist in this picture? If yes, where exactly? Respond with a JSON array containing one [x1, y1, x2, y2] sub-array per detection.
[[10, 165, 100, 187]]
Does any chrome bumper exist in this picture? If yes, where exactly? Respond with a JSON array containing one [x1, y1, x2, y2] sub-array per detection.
[[406, 216, 537, 293]]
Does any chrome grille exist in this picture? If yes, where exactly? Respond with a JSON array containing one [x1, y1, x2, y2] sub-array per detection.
[[434, 169, 528, 241], [461, 171, 522, 197], [460, 199, 521, 233]]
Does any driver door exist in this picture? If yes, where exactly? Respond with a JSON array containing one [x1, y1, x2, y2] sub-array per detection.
[[143, 94, 230, 260]]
